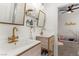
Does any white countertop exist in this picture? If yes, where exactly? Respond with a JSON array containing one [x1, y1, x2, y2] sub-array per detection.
[[0, 39, 40, 56], [37, 32, 53, 37], [58, 41, 64, 46]]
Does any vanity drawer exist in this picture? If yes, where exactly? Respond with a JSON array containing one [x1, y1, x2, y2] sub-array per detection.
[[36, 37, 48, 49], [19, 43, 41, 56]]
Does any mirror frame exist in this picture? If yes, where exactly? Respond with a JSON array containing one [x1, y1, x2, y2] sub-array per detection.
[[37, 10, 46, 27], [0, 3, 26, 26]]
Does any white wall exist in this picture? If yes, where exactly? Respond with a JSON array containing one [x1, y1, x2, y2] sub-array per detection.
[[44, 3, 65, 56], [58, 7, 79, 41]]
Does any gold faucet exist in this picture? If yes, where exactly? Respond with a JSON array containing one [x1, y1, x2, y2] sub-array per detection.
[[8, 27, 18, 44]]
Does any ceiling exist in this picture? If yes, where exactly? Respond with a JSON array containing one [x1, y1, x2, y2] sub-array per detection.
[[58, 3, 79, 14]]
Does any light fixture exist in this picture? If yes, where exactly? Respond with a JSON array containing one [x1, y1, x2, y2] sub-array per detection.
[[25, 9, 33, 15], [67, 11, 72, 13]]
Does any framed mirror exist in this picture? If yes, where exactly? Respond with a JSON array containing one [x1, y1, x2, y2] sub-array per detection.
[[37, 10, 46, 27], [13, 3, 26, 25], [0, 3, 26, 25]]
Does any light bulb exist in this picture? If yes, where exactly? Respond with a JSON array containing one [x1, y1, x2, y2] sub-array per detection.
[[67, 11, 72, 13]]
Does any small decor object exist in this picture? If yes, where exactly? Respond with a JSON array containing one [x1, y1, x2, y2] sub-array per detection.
[[26, 19, 33, 27], [40, 27, 45, 35], [26, 19, 34, 40], [68, 38, 74, 41], [59, 35, 64, 42], [65, 22, 76, 25], [40, 30, 43, 35], [30, 20, 33, 28], [30, 20, 33, 25], [26, 19, 30, 26]]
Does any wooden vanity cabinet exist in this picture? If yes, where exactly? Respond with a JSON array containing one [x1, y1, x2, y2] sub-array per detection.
[[17, 43, 41, 56], [36, 35, 54, 56]]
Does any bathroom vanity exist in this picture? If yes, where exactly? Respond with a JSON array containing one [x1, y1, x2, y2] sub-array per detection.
[[0, 39, 41, 56], [36, 33, 54, 56]]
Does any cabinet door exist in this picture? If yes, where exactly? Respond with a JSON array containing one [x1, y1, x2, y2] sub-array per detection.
[[36, 37, 48, 49], [13, 3, 25, 25], [20, 44, 41, 56]]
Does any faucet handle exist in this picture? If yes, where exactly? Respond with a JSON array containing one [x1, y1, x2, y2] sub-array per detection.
[[16, 36, 19, 39], [8, 37, 11, 40]]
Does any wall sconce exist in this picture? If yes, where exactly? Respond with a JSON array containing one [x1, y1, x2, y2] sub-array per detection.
[[25, 9, 33, 15], [25, 9, 38, 20]]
